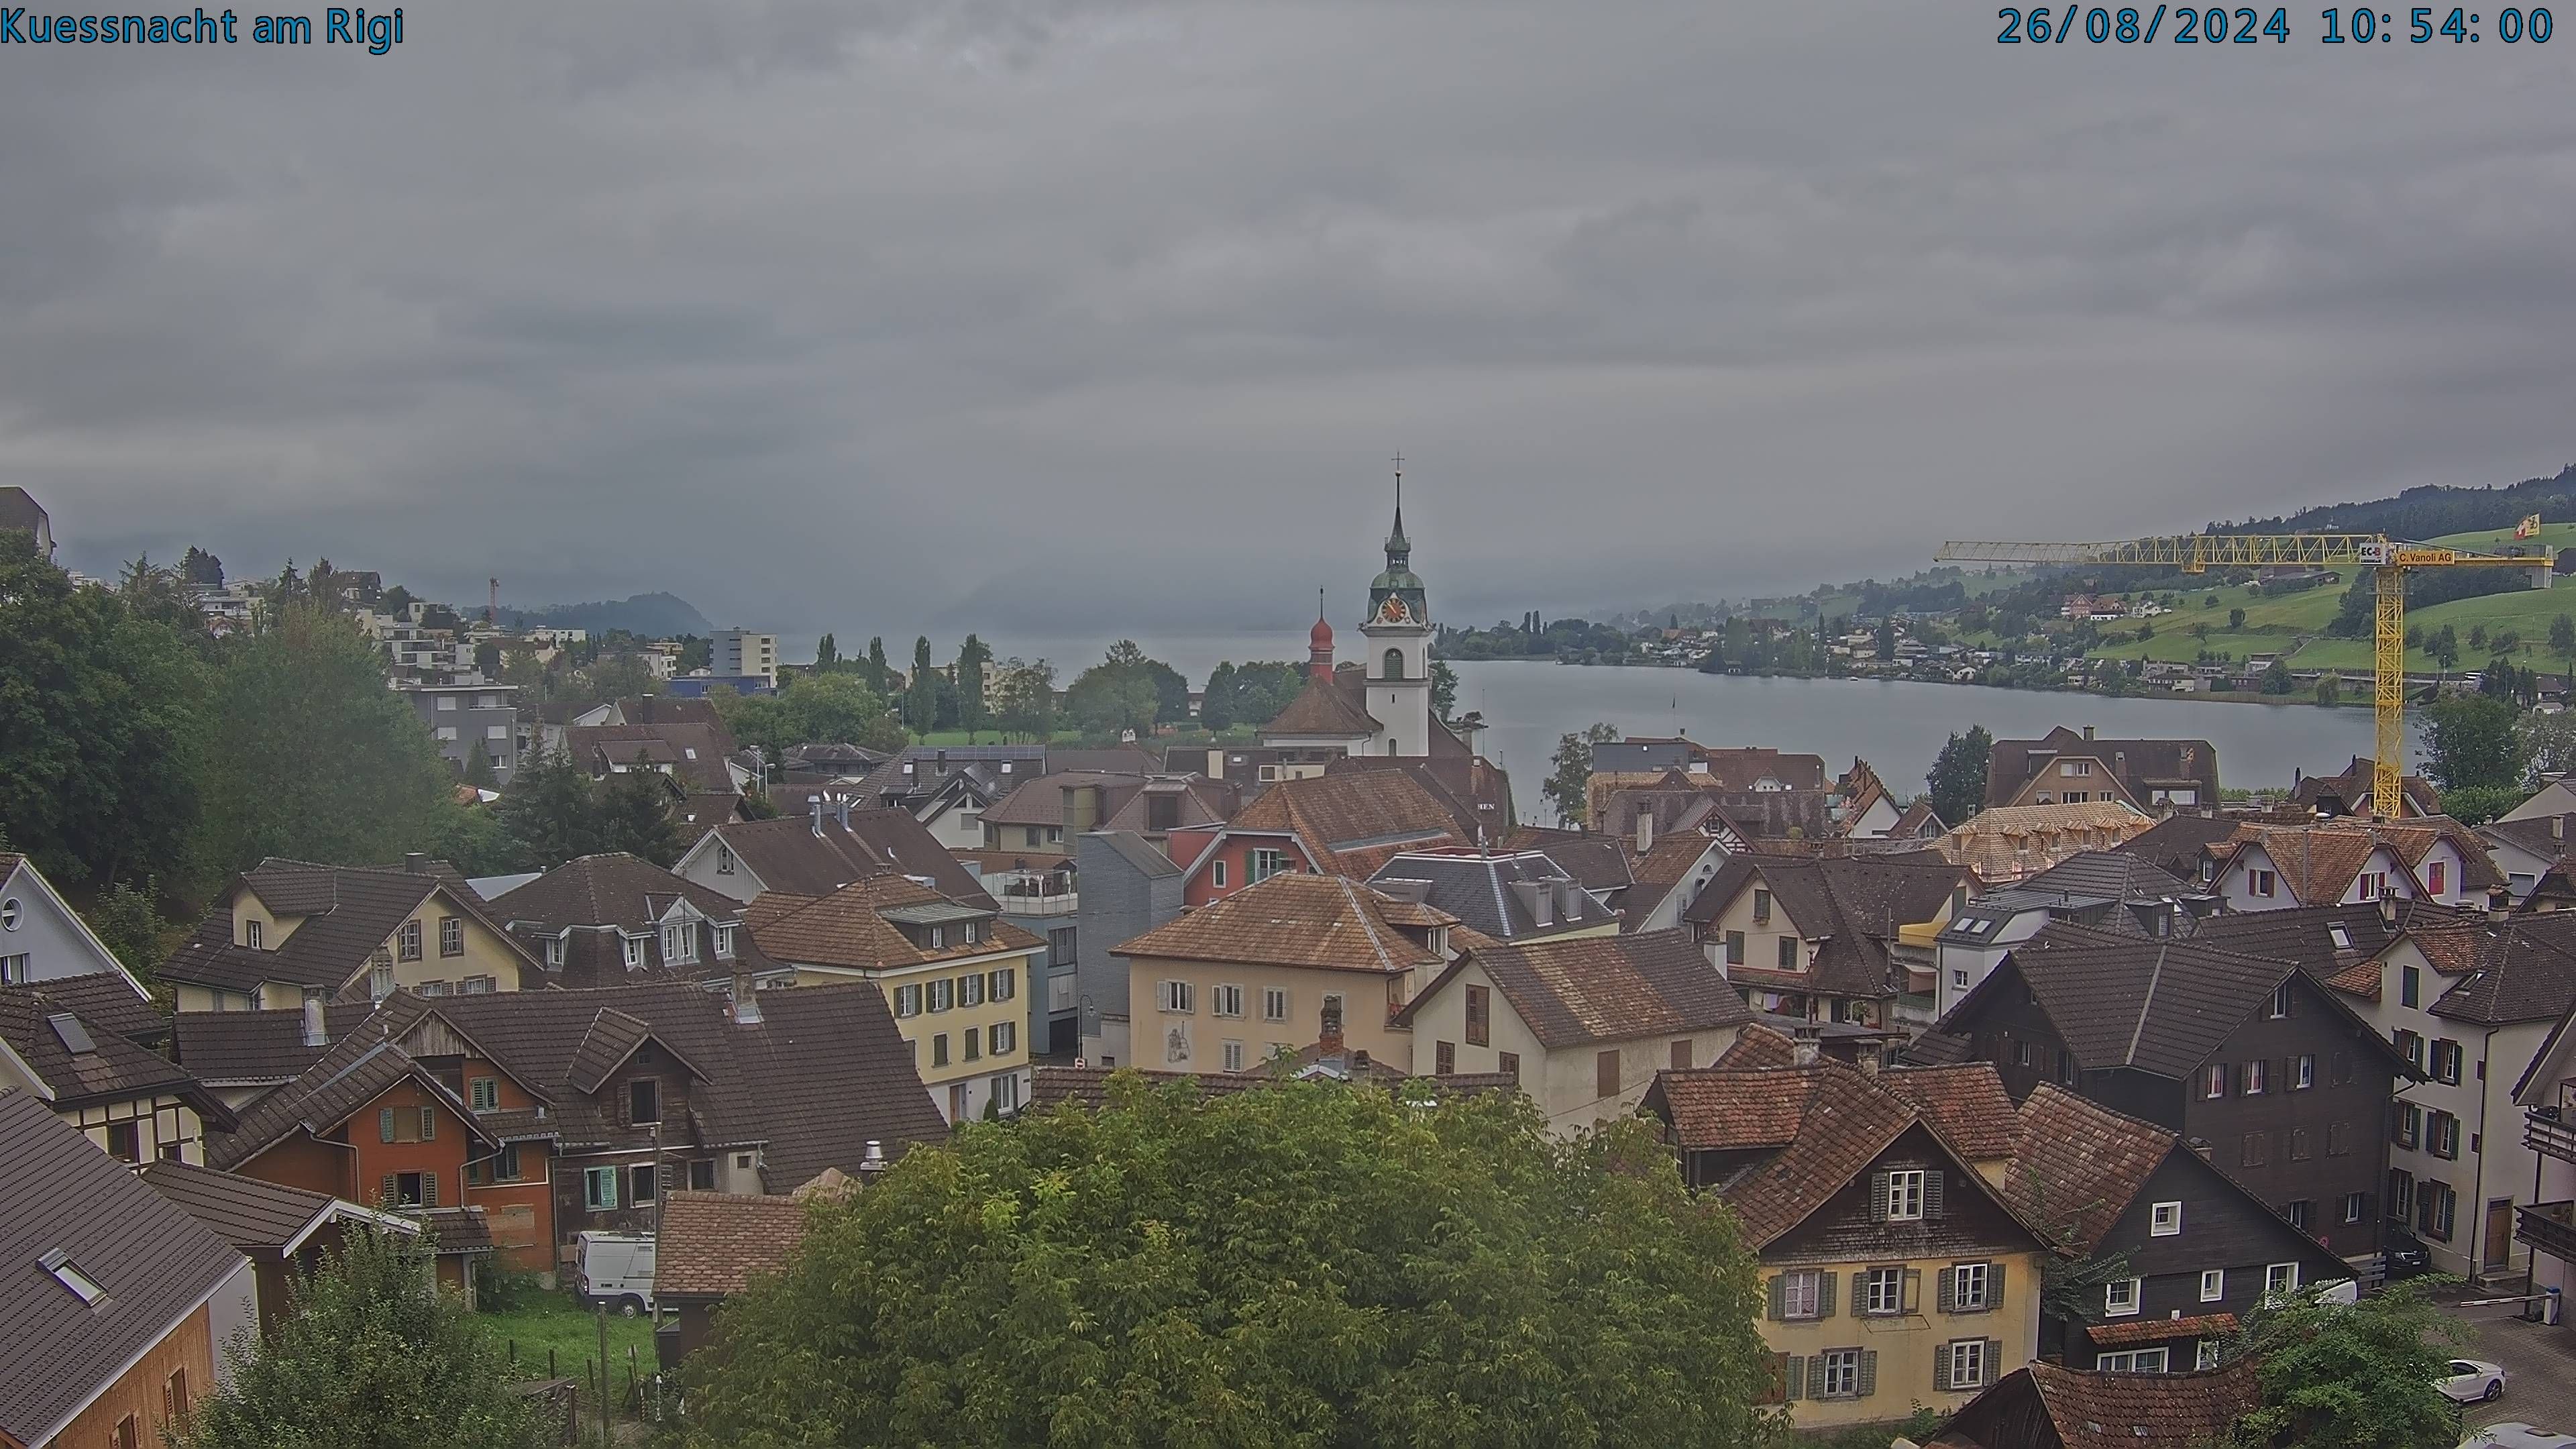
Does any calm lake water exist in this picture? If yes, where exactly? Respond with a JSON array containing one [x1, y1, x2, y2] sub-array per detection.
[[1451, 661, 2383, 821], [887, 630, 2383, 824]]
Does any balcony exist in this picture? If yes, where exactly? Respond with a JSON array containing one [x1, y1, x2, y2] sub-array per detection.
[[2526, 1106, 2576, 1165], [2517, 1201, 2576, 1265], [988, 871, 1077, 917]]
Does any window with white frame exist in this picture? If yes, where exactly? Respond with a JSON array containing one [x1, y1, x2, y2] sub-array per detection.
[[2097, 1348, 2167, 1374], [2104, 1277, 2141, 1317], [714, 924, 736, 959], [663, 924, 697, 964], [2293, 1053, 2316, 1089], [1863, 1267, 1904, 1316], [2200, 1269, 2224, 1302], [989, 1020, 1016, 1055], [2204, 1063, 2227, 1099], [1212, 985, 1245, 1018], [989, 967, 1016, 1001], [1263, 987, 1288, 1022], [1817, 1348, 1861, 1399], [1222, 1039, 1244, 1072], [716, 843, 737, 875], [927, 977, 954, 1012], [622, 936, 644, 969], [1945, 1339, 1989, 1390], [2197, 1340, 2222, 1370], [2265, 1263, 2300, 1296], [961, 973, 984, 1008], [1159, 979, 1195, 1014], [893, 984, 922, 1017], [1250, 849, 1288, 883], [1949, 1263, 1990, 1311], [1883, 1169, 1925, 1222], [1780, 1269, 1823, 1320], [2241, 1058, 2267, 1095], [2150, 1201, 2182, 1236], [545, 936, 565, 969]]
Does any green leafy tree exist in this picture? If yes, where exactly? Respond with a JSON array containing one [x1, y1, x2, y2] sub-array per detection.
[[681, 1076, 1774, 1449], [1432, 658, 1460, 720], [1542, 721, 1620, 827], [2438, 784, 2522, 827], [816, 632, 840, 669], [1065, 642, 1180, 740], [955, 633, 992, 740], [2422, 693, 2524, 793], [2259, 658, 2296, 695], [598, 766, 686, 866], [472, 639, 501, 677], [84, 879, 178, 983], [2554, 613, 2576, 686], [991, 659, 1058, 742], [1201, 661, 1242, 731], [1925, 724, 1993, 825], [197, 604, 453, 874], [494, 746, 606, 869], [785, 672, 907, 752], [2229, 606, 2247, 630], [1873, 616, 1897, 661], [174, 1227, 547, 1449], [865, 636, 891, 696], [2430, 624, 2461, 676], [462, 737, 498, 789], [2218, 1281, 2465, 1449], [2469, 624, 2489, 652], [677, 635, 714, 674], [2522, 708, 2576, 788], [907, 637, 938, 734], [2314, 672, 2343, 707], [180, 545, 225, 588], [565, 652, 656, 712], [0, 533, 209, 890]]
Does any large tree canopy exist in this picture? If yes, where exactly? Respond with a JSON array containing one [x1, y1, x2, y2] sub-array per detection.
[[684, 1077, 1774, 1449], [0, 535, 209, 890]]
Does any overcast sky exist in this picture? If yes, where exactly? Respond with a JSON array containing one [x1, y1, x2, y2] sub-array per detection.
[[9, 1, 2575, 653]]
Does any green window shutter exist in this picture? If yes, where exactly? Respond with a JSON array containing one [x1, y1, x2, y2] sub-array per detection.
[[1937, 1267, 1955, 1313], [1986, 1339, 2004, 1381], [1783, 1355, 1804, 1401], [1904, 1268, 1923, 1314], [1767, 1275, 1786, 1322], [1926, 1170, 1947, 1218], [1851, 1270, 1868, 1316], [1858, 1350, 1878, 1398], [419, 1105, 434, 1140], [1816, 1271, 1837, 1318], [379, 1174, 397, 1206], [423, 1172, 437, 1208], [1989, 1260, 2008, 1309], [1806, 1356, 1828, 1399], [380, 1108, 395, 1142], [1933, 1342, 1951, 1392], [1869, 1169, 1890, 1222]]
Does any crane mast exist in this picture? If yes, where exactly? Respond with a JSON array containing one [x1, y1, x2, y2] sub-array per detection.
[[1935, 533, 2552, 820]]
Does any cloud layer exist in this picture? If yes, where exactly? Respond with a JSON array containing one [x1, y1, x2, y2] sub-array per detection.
[[9, 0, 2575, 647]]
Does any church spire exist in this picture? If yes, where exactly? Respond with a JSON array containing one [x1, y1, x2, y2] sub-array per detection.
[[1308, 586, 1336, 682], [1385, 452, 1410, 564]]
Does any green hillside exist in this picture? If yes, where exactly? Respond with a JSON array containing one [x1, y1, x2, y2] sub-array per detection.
[[2082, 522, 2571, 675]]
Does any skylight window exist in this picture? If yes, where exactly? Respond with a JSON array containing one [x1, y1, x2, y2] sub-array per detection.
[[46, 1013, 95, 1056], [39, 1248, 108, 1307], [2328, 925, 2353, 949]]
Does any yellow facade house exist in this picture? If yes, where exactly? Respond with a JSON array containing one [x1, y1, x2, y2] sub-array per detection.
[[1111, 873, 1456, 1075], [160, 858, 539, 1013], [1394, 928, 1748, 1134], [1645, 1036, 2047, 1430], [746, 875, 1043, 1122]]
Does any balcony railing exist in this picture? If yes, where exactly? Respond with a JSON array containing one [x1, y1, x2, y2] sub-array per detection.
[[2526, 1106, 2576, 1165], [2518, 1201, 2576, 1265], [989, 872, 1077, 916]]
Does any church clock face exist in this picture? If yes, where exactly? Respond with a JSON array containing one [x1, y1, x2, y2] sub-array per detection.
[[1377, 595, 1412, 625]]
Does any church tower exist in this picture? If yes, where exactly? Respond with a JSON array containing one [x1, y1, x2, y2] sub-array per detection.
[[1360, 463, 1434, 757]]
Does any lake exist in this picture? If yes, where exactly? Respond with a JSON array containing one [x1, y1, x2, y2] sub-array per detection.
[[1450, 661, 2383, 821], [894, 629, 2384, 823]]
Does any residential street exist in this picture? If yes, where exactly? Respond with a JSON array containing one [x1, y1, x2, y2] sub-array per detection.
[[2451, 1291, 2576, 1438]]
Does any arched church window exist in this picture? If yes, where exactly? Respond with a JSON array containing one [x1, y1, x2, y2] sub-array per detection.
[[1383, 648, 1404, 680]]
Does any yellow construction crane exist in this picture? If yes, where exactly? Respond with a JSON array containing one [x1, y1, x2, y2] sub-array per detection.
[[1935, 533, 2556, 820]]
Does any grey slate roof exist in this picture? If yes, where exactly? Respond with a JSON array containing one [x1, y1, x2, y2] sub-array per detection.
[[0, 1091, 246, 1448], [2107, 813, 2241, 881], [1400, 928, 1752, 1049], [138, 1159, 403, 1253], [1364, 848, 1619, 943], [1087, 830, 1182, 879], [697, 810, 998, 909], [162, 858, 539, 997]]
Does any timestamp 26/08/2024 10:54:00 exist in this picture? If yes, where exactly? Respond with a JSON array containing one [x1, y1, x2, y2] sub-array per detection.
[[1999, 5, 2551, 42]]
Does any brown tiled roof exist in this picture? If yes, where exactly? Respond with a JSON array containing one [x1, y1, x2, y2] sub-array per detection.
[[0, 983, 209, 1111], [2021, 1359, 2259, 1449], [169, 1001, 376, 1087], [162, 859, 540, 997], [17, 972, 165, 1045], [1711, 1022, 1797, 1070], [1225, 772, 1464, 876], [1686, 853, 1974, 999], [1878, 1063, 2018, 1161], [2428, 912, 2576, 1026], [1657, 1064, 1929, 1248], [1401, 930, 1749, 1049], [2110, 812, 2241, 881], [2289, 755, 2443, 818], [2086, 1311, 2237, 1346], [489, 853, 746, 930], [697, 809, 998, 910], [210, 1024, 492, 1171], [1937, 802, 2157, 883], [746, 876, 1042, 973], [653, 1191, 810, 1299], [2002, 1084, 2174, 1250], [566, 722, 739, 793], [418, 1205, 494, 1255], [1114, 873, 1445, 975], [978, 771, 1151, 828], [138, 1159, 394, 1252], [1984, 727, 2219, 811], [1261, 672, 1382, 737], [564, 1009, 665, 1093], [0, 1091, 249, 1449], [2221, 817, 2504, 906]]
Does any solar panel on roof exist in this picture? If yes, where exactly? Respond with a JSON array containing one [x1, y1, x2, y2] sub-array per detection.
[[46, 1012, 95, 1055]]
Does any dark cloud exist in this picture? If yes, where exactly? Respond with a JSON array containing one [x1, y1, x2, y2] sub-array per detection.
[[9, 0, 2574, 649]]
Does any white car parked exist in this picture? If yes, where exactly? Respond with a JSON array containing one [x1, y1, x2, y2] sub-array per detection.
[[2440, 1360, 2510, 1405], [2461, 1425, 2573, 1449]]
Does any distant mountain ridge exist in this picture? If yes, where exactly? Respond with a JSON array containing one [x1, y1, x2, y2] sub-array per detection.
[[2212, 462, 2576, 541], [497, 591, 714, 639]]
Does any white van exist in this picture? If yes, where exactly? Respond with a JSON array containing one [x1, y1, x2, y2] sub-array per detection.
[[575, 1231, 656, 1316]]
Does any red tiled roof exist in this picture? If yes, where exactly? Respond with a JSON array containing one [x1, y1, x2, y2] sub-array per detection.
[[2086, 1311, 2237, 1346]]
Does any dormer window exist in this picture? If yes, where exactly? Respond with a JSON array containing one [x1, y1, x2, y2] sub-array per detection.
[[623, 936, 645, 970], [244, 919, 263, 951], [663, 924, 698, 965], [545, 937, 566, 969], [928, 926, 945, 950], [962, 920, 979, 945], [629, 1079, 661, 1125], [714, 925, 736, 960]]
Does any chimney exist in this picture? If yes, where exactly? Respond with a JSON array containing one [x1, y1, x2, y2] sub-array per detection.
[[1351, 1048, 1372, 1074], [834, 794, 853, 831], [1635, 812, 1655, 857], [1063, 784, 1104, 837], [2188, 1136, 2214, 1161], [2557, 815, 2567, 845], [731, 973, 763, 1024], [935, 749, 949, 775], [2379, 892, 2398, 927], [1858, 1046, 1882, 1077], [1791, 1024, 1822, 1067], [2490, 887, 2513, 924], [809, 794, 827, 836], [858, 1140, 888, 1183], [300, 997, 327, 1049], [402, 852, 427, 873], [2082, 724, 2095, 741]]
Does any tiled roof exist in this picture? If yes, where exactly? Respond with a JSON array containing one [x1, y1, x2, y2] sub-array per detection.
[[2426, 912, 2576, 1026], [1695, 746, 1830, 792], [1879, 1064, 2019, 1161], [418, 1205, 493, 1255], [2192, 902, 2424, 989], [0, 982, 208, 1110], [162, 858, 539, 996], [1261, 672, 1383, 737], [138, 1159, 386, 1253], [1226, 771, 1465, 875], [2086, 1311, 2237, 1346], [1650, 1063, 1938, 1248], [652, 1191, 810, 1299], [979, 771, 1152, 828], [2018, 850, 2194, 902], [488, 853, 746, 930], [2002, 1084, 2174, 1250], [209, 1024, 489, 1171], [1686, 853, 1973, 998], [170, 1002, 374, 1086], [2219, 817, 2503, 905], [2289, 755, 2444, 818], [747, 875, 1042, 973], [696, 810, 998, 910], [1955, 923, 2338, 1081], [564, 1009, 663, 1093], [2021, 1359, 2259, 1449], [1115, 873, 1446, 975], [566, 723, 739, 793], [1984, 728, 2219, 810], [1405, 929, 1749, 1049], [1712, 1022, 1798, 1070], [1364, 849, 1619, 942], [2110, 813, 2241, 881], [1936, 802, 2157, 883], [0, 1090, 248, 1449], [1705, 790, 1845, 840], [15, 972, 166, 1045], [1504, 828, 1640, 894]]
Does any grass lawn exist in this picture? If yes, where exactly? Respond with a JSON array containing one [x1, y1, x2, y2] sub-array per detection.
[[479, 1295, 657, 1385]]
